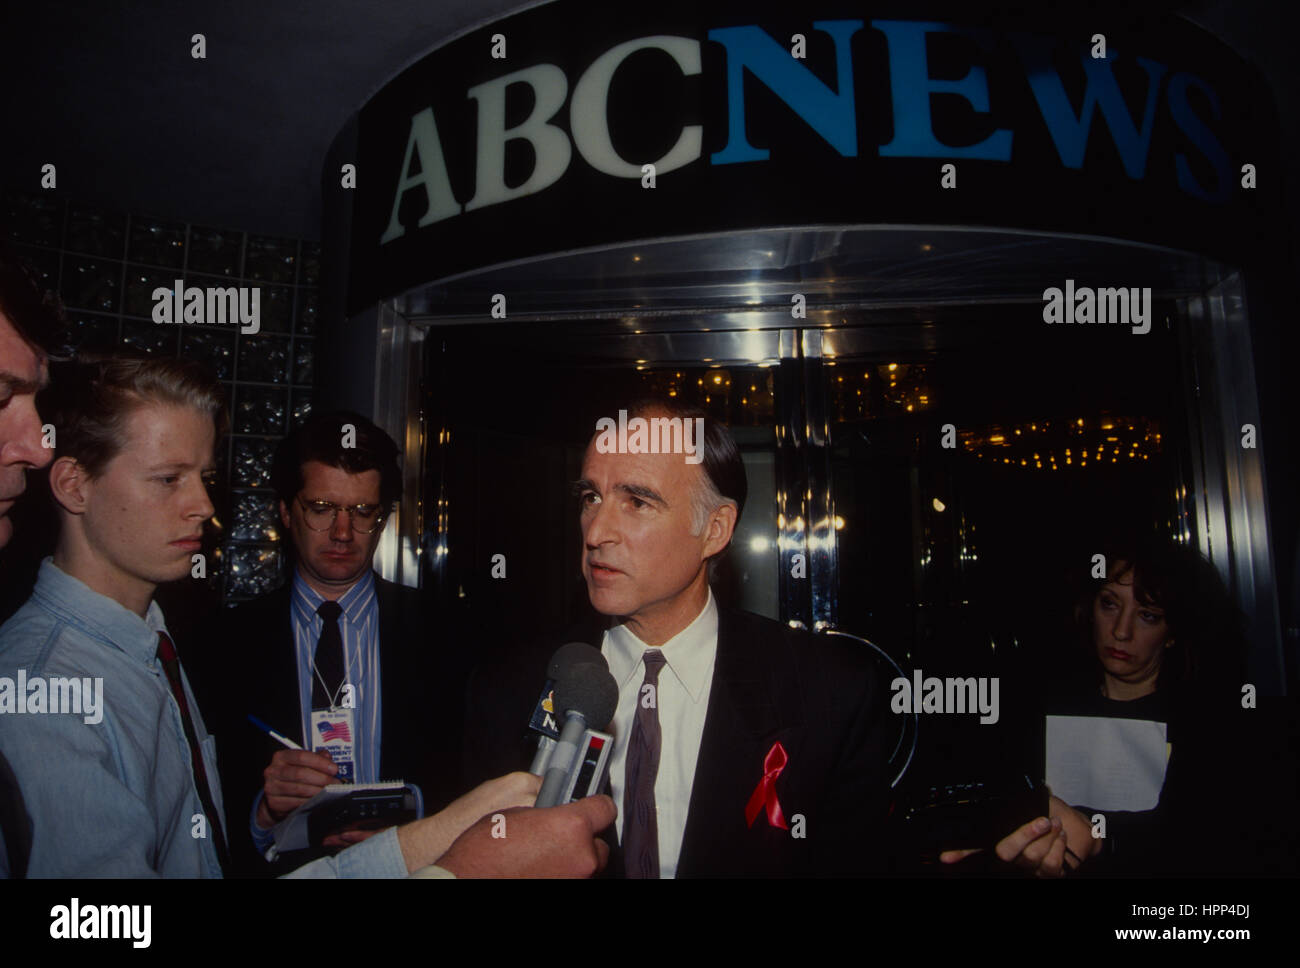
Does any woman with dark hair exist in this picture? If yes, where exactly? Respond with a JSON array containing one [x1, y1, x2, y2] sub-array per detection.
[[944, 533, 1249, 876], [1066, 535, 1244, 701]]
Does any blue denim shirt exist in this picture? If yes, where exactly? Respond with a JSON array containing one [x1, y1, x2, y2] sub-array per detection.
[[0, 560, 406, 878]]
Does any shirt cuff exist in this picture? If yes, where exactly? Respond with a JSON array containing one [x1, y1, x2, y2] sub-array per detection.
[[409, 865, 457, 879], [249, 791, 275, 854]]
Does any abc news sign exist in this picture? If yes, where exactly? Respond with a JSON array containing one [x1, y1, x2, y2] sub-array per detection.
[[349, 0, 1273, 311]]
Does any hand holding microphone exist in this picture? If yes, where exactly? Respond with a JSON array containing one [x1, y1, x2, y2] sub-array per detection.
[[434, 794, 617, 878]]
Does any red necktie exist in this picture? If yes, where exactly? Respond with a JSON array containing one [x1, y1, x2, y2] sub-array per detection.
[[156, 630, 230, 870]]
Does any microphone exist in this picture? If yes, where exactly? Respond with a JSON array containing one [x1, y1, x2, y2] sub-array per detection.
[[528, 643, 606, 775], [536, 661, 619, 808]]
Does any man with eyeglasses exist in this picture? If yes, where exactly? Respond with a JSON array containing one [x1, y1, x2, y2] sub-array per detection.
[[193, 409, 464, 874]]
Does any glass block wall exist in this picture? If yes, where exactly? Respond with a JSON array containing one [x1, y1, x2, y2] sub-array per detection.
[[2, 188, 318, 602]]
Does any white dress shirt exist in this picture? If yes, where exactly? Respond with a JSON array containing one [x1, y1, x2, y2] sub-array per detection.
[[602, 588, 718, 878]]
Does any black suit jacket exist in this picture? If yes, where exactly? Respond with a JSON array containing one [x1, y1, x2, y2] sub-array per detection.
[[466, 605, 891, 877], [192, 574, 465, 876]]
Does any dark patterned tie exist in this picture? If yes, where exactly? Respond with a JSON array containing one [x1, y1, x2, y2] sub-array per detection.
[[623, 649, 667, 879], [311, 600, 345, 709], [156, 631, 230, 870]]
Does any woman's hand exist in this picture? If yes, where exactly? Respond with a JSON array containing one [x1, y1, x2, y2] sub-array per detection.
[[939, 795, 1102, 876]]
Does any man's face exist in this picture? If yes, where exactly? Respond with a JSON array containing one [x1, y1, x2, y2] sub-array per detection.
[[1092, 564, 1169, 688], [280, 461, 384, 595], [79, 403, 216, 600], [576, 441, 724, 636], [0, 311, 52, 549]]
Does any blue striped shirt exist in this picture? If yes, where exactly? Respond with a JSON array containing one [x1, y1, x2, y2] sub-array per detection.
[[249, 569, 387, 851], [290, 569, 383, 782]]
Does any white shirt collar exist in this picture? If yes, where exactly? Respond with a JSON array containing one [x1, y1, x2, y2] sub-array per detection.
[[604, 587, 718, 704]]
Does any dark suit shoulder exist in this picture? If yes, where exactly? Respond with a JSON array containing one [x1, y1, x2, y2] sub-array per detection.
[[221, 583, 293, 628], [462, 622, 597, 787], [719, 609, 881, 694], [373, 575, 424, 607]]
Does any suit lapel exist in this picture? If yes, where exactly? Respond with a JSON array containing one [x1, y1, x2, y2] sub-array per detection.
[[374, 576, 417, 781], [675, 608, 799, 877]]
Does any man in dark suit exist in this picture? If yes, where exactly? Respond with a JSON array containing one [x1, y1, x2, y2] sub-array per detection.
[[197, 410, 463, 874], [468, 398, 890, 877]]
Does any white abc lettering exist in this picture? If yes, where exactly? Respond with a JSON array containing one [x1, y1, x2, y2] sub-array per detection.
[[465, 66, 571, 213], [379, 107, 462, 244], [570, 36, 703, 180]]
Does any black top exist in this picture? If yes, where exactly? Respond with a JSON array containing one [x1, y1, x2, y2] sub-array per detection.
[[1045, 682, 1251, 875]]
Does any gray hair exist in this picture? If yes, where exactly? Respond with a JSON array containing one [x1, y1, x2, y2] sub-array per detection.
[[689, 467, 735, 537]]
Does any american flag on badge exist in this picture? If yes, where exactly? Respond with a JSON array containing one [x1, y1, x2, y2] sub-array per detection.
[[316, 719, 352, 742]]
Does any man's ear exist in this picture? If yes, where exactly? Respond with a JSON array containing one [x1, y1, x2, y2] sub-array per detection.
[[49, 456, 90, 515], [279, 499, 291, 529], [702, 501, 738, 559]]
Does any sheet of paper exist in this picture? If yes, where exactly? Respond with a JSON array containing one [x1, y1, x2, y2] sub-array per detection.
[[1045, 715, 1169, 811]]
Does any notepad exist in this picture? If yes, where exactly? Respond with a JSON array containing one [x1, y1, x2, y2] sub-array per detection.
[[270, 780, 416, 853], [1046, 715, 1169, 812]]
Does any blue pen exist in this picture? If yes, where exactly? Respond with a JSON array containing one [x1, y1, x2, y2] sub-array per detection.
[[248, 715, 303, 751]]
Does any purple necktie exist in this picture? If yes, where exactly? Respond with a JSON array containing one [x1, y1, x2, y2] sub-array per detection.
[[623, 650, 667, 879]]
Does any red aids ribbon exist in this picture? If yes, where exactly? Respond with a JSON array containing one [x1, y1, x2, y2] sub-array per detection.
[[745, 741, 789, 829]]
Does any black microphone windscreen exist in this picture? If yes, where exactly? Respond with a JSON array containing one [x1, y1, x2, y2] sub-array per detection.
[[547, 642, 605, 679], [554, 661, 619, 730]]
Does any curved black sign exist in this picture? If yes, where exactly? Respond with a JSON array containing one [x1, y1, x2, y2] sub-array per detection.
[[349, 0, 1278, 312]]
